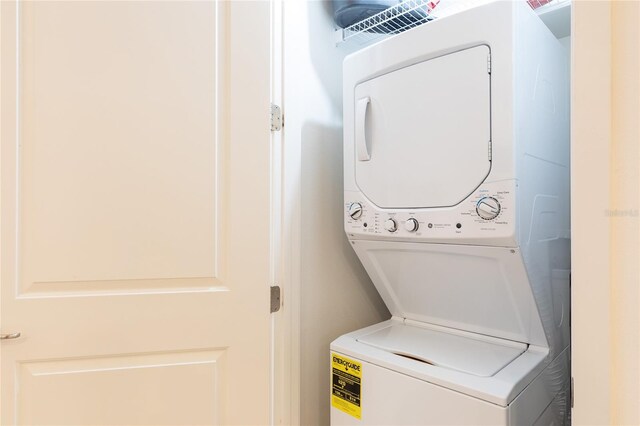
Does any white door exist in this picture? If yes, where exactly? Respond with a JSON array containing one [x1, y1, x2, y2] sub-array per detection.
[[354, 45, 491, 209], [0, 1, 273, 425]]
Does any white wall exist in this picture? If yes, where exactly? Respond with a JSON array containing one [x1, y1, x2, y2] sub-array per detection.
[[558, 35, 570, 53], [282, 2, 389, 425]]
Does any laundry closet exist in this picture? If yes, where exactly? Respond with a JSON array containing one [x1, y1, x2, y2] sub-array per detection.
[[0, 1, 636, 424], [282, 1, 572, 425]]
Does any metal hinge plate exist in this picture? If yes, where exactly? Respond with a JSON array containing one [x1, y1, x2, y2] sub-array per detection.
[[488, 140, 492, 161], [270, 286, 281, 313], [270, 104, 283, 131], [570, 377, 574, 408], [487, 53, 492, 74]]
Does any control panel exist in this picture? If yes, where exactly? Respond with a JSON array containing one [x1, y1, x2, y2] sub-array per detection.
[[344, 180, 516, 246]]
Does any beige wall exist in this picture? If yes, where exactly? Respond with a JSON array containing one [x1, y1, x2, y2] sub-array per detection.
[[572, 1, 640, 424], [282, 2, 389, 425], [609, 1, 640, 424]]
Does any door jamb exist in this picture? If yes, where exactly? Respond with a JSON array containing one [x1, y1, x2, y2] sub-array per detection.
[[270, 1, 299, 425]]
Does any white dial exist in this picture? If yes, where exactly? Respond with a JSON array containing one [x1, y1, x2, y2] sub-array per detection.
[[476, 197, 501, 220], [404, 218, 419, 232], [348, 202, 363, 220], [384, 218, 397, 232]]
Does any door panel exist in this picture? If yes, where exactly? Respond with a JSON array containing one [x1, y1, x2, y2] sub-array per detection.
[[18, 350, 225, 426], [354, 45, 491, 209], [18, 0, 219, 295], [1, 1, 271, 424]]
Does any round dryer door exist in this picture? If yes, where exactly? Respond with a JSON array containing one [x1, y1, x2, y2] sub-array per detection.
[[354, 45, 491, 209]]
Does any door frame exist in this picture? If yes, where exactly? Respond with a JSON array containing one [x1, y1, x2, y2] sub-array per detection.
[[269, 0, 297, 425], [571, 1, 640, 424]]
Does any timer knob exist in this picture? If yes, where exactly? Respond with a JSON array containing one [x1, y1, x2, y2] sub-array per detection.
[[404, 218, 419, 232], [348, 202, 363, 220], [476, 197, 501, 220], [384, 218, 398, 233]]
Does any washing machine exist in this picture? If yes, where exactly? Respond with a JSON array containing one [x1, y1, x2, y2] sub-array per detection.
[[331, 1, 570, 425]]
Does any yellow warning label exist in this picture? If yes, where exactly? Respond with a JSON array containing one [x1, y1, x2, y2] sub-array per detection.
[[331, 353, 362, 420]]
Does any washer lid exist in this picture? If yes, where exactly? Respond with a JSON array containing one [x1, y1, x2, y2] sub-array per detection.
[[357, 322, 527, 377], [353, 45, 491, 209], [350, 240, 547, 346]]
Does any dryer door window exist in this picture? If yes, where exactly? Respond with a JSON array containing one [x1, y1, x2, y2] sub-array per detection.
[[354, 45, 491, 209]]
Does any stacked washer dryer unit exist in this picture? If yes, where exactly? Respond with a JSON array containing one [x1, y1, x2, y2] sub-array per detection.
[[331, 1, 570, 425]]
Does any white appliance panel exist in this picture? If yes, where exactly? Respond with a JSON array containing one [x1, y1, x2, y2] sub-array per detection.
[[331, 355, 508, 426], [356, 322, 527, 377], [354, 45, 491, 209], [330, 339, 568, 425], [344, 180, 517, 246], [331, 319, 550, 407], [351, 240, 547, 346]]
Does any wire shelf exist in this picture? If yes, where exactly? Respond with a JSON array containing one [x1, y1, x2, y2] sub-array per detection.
[[335, 0, 570, 47], [337, 0, 438, 46]]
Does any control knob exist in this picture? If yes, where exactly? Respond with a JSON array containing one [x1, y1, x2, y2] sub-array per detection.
[[476, 197, 501, 220], [384, 218, 397, 233], [404, 218, 419, 232], [348, 202, 363, 220]]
